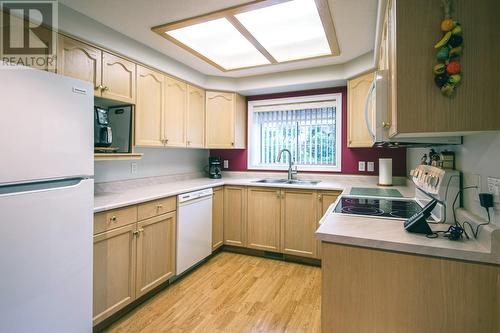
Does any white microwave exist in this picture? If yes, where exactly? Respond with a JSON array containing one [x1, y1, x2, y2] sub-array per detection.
[[363, 70, 462, 147]]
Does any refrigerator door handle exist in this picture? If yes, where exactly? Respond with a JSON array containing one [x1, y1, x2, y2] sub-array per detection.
[[0, 177, 89, 196]]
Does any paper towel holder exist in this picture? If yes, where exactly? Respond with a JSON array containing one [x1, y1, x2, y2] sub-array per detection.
[[378, 158, 393, 186]]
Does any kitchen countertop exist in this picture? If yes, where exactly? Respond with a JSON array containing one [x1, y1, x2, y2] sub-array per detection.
[[94, 173, 412, 212], [316, 202, 500, 265]]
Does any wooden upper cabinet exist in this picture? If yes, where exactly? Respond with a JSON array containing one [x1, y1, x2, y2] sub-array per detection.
[[101, 52, 136, 104], [223, 186, 247, 247], [57, 35, 102, 92], [247, 187, 281, 252], [135, 66, 164, 147], [164, 76, 187, 147], [212, 187, 224, 251], [206, 91, 246, 149], [187, 85, 205, 148], [136, 212, 176, 298], [282, 189, 318, 258], [347, 72, 375, 148], [385, 0, 499, 135], [93, 224, 136, 325]]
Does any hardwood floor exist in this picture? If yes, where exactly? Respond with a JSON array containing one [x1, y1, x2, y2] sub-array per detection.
[[105, 252, 321, 333]]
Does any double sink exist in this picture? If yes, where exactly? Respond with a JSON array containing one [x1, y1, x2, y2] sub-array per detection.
[[253, 179, 321, 186]]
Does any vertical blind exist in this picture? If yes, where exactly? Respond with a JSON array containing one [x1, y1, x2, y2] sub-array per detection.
[[253, 106, 337, 166]]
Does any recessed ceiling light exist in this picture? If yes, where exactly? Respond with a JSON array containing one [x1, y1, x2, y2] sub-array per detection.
[[235, 0, 331, 62], [152, 0, 339, 71], [166, 18, 270, 70]]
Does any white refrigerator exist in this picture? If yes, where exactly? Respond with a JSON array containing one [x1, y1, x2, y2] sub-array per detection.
[[0, 65, 94, 333]]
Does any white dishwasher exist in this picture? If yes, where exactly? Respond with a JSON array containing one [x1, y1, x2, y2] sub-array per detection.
[[176, 188, 213, 275]]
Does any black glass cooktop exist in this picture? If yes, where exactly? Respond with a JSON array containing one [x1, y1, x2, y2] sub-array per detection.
[[334, 197, 424, 219]]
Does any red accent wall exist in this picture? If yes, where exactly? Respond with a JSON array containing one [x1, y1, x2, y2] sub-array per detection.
[[210, 87, 407, 176]]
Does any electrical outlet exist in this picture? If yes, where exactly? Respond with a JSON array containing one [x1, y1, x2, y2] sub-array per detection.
[[487, 177, 500, 195], [224, 160, 229, 169], [367, 161, 375, 172], [131, 162, 138, 174], [358, 161, 366, 172]]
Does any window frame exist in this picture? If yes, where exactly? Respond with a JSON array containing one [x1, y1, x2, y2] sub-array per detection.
[[247, 93, 342, 172]]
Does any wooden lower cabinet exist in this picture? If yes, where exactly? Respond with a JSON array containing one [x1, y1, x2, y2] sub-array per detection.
[[247, 187, 281, 252], [316, 191, 341, 258], [282, 189, 318, 258], [212, 187, 224, 251], [223, 186, 247, 247], [93, 224, 136, 325], [136, 212, 176, 298], [321, 242, 500, 333]]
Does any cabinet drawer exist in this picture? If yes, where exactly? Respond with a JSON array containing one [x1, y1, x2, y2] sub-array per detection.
[[94, 206, 138, 235], [137, 196, 176, 221]]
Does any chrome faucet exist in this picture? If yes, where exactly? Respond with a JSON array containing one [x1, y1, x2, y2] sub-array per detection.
[[277, 149, 298, 180]]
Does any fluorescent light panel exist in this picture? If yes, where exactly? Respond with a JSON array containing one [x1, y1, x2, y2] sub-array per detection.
[[166, 18, 270, 70], [235, 0, 331, 62]]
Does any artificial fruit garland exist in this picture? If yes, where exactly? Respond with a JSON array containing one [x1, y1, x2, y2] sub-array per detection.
[[433, 0, 463, 97]]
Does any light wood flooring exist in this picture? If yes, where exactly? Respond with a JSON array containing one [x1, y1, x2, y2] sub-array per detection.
[[105, 252, 321, 333]]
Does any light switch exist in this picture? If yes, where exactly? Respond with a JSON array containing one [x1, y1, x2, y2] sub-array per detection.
[[367, 161, 375, 172], [131, 162, 138, 174], [358, 161, 366, 172], [224, 160, 229, 169]]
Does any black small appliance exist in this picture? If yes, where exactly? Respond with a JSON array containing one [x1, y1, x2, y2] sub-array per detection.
[[208, 156, 222, 179], [404, 199, 437, 235], [94, 107, 113, 147]]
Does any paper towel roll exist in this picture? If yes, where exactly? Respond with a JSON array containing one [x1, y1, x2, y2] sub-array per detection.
[[379, 158, 393, 186]]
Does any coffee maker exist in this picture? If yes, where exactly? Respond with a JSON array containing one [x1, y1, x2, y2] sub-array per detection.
[[94, 107, 113, 147], [208, 156, 222, 179]]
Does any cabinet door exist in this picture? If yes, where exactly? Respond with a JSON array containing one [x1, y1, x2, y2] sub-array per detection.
[[186, 85, 205, 148], [347, 72, 374, 148], [247, 187, 281, 252], [136, 212, 176, 298], [206, 91, 235, 148], [163, 76, 187, 147], [93, 224, 136, 325], [282, 189, 318, 258], [101, 52, 136, 103], [57, 35, 102, 93], [316, 191, 341, 258], [223, 186, 247, 247], [135, 66, 164, 147], [212, 187, 224, 251]]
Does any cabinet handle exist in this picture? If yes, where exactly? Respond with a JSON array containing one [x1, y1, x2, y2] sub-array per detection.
[[165, 139, 169, 144], [138, 228, 144, 235], [95, 84, 104, 91], [382, 121, 391, 129], [110, 216, 117, 222], [102, 86, 109, 92], [187, 141, 191, 145], [318, 194, 322, 201], [133, 230, 139, 236], [156, 204, 163, 210], [231, 142, 234, 146], [276, 190, 280, 198]]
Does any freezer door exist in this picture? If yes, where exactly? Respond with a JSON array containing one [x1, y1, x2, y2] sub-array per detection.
[[0, 66, 93, 185], [0, 178, 93, 333]]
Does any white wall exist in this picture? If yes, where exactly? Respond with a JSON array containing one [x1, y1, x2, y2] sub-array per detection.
[[407, 131, 500, 225], [94, 148, 209, 183]]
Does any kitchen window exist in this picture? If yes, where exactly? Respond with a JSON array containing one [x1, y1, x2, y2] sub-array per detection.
[[247, 93, 342, 172]]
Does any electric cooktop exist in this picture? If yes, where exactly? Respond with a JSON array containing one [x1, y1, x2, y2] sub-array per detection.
[[334, 196, 425, 220]]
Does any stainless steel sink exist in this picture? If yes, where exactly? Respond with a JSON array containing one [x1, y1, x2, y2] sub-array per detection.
[[253, 179, 321, 186]]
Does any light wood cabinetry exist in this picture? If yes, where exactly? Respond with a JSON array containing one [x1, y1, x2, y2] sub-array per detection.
[[206, 91, 246, 149], [382, 0, 500, 135], [93, 224, 136, 325], [101, 52, 136, 104], [347, 72, 374, 148], [93, 196, 176, 325], [247, 187, 282, 252], [187, 85, 206, 148], [316, 191, 341, 258], [136, 212, 176, 298], [223, 186, 247, 247], [212, 187, 224, 251], [163, 76, 187, 147], [282, 189, 318, 258], [57, 35, 101, 91], [321, 242, 500, 333], [135, 65, 165, 147]]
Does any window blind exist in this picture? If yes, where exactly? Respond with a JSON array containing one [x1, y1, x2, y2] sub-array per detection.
[[254, 106, 337, 166]]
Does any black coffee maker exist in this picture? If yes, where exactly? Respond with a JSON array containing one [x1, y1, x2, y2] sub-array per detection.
[[94, 107, 113, 147], [208, 156, 222, 179]]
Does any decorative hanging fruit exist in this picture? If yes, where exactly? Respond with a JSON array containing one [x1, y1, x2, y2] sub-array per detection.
[[433, 0, 463, 97]]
